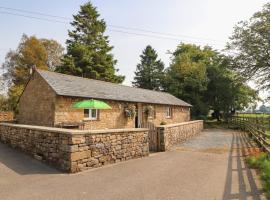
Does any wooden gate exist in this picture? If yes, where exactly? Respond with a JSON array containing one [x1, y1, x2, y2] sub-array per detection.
[[142, 122, 158, 152]]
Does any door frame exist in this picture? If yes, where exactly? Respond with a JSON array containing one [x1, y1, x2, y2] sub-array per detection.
[[137, 103, 143, 128]]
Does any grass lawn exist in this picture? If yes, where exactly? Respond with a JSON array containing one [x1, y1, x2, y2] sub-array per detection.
[[237, 113, 270, 118], [246, 153, 270, 198]]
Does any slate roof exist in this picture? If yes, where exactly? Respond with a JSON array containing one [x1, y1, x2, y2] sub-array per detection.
[[37, 70, 192, 107]]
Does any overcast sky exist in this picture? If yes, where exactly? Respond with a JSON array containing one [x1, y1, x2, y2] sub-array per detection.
[[0, 0, 269, 99]]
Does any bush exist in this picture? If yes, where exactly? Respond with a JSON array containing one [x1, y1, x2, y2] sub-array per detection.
[[196, 115, 207, 120]]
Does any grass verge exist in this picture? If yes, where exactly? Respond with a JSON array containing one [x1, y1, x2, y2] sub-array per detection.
[[204, 120, 228, 129], [246, 153, 270, 198]]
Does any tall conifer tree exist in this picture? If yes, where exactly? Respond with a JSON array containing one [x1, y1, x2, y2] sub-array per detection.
[[133, 45, 165, 90], [56, 2, 124, 83]]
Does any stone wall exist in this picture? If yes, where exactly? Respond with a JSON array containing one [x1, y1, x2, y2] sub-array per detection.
[[55, 96, 190, 129], [142, 104, 190, 126], [157, 120, 203, 151], [0, 123, 149, 173], [0, 112, 14, 122], [18, 71, 56, 126], [55, 97, 135, 129]]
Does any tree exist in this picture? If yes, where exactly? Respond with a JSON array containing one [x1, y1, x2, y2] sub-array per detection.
[[164, 44, 211, 118], [164, 43, 258, 120], [259, 104, 268, 113], [56, 2, 124, 83], [1, 34, 64, 111], [41, 39, 64, 71], [133, 45, 165, 90], [205, 57, 258, 120], [227, 3, 270, 90]]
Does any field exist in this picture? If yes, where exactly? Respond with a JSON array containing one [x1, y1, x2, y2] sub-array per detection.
[[237, 113, 270, 118], [236, 113, 270, 135]]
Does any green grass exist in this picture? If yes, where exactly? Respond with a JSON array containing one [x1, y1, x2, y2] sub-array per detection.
[[237, 113, 270, 118], [204, 120, 228, 129], [246, 153, 270, 198]]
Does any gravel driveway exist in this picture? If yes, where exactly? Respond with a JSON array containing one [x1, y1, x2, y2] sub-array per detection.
[[0, 129, 266, 200]]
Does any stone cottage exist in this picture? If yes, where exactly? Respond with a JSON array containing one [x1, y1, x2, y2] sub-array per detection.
[[18, 69, 191, 129]]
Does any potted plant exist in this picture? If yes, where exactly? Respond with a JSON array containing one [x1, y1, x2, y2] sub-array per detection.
[[124, 105, 136, 119], [144, 105, 154, 117]]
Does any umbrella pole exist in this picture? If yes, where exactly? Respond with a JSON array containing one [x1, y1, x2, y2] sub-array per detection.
[[90, 119, 92, 130]]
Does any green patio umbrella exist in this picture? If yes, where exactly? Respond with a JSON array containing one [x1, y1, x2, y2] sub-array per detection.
[[72, 99, 112, 130], [72, 99, 112, 109]]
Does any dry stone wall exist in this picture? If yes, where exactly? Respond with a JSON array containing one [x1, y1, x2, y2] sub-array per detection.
[[157, 120, 203, 151], [0, 123, 149, 173]]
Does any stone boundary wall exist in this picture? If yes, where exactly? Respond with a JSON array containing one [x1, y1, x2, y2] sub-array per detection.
[[0, 112, 14, 122], [0, 123, 149, 173], [157, 120, 203, 151]]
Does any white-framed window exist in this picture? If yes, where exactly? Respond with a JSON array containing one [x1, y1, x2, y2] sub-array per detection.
[[84, 109, 98, 120], [166, 107, 172, 118]]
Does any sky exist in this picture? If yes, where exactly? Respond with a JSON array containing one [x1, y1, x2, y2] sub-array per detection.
[[0, 0, 269, 100]]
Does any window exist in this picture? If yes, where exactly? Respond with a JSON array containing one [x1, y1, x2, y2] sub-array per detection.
[[84, 109, 98, 120], [166, 107, 172, 118]]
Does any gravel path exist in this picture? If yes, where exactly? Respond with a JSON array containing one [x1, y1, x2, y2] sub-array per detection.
[[0, 129, 266, 200], [180, 129, 233, 149]]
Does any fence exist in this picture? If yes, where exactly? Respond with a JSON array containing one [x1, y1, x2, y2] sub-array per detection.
[[229, 116, 270, 154]]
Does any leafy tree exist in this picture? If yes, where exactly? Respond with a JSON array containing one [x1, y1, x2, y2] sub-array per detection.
[[1, 34, 64, 111], [164, 43, 258, 120], [41, 39, 64, 71], [164, 44, 211, 118], [56, 2, 124, 83], [227, 3, 270, 90], [133, 45, 165, 90], [205, 57, 258, 120]]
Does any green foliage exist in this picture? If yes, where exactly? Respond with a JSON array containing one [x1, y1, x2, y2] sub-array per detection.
[[164, 44, 212, 117], [205, 56, 258, 120], [56, 2, 124, 83], [160, 121, 167, 125], [133, 45, 165, 90], [41, 39, 64, 71], [238, 113, 270, 118], [164, 43, 257, 119], [246, 153, 270, 198], [1, 34, 64, 111], [227, 3, 270, 90]]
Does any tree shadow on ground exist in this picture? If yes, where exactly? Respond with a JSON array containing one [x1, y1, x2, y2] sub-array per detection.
[[222, 131, 266, 200], [0, 142, 61, 175]]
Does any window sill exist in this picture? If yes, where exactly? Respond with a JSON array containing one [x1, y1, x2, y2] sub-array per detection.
[[83, 119, 98, 121]]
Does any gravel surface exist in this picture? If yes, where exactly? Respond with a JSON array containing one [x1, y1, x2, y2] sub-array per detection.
[[180, 129, 233, 150]]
